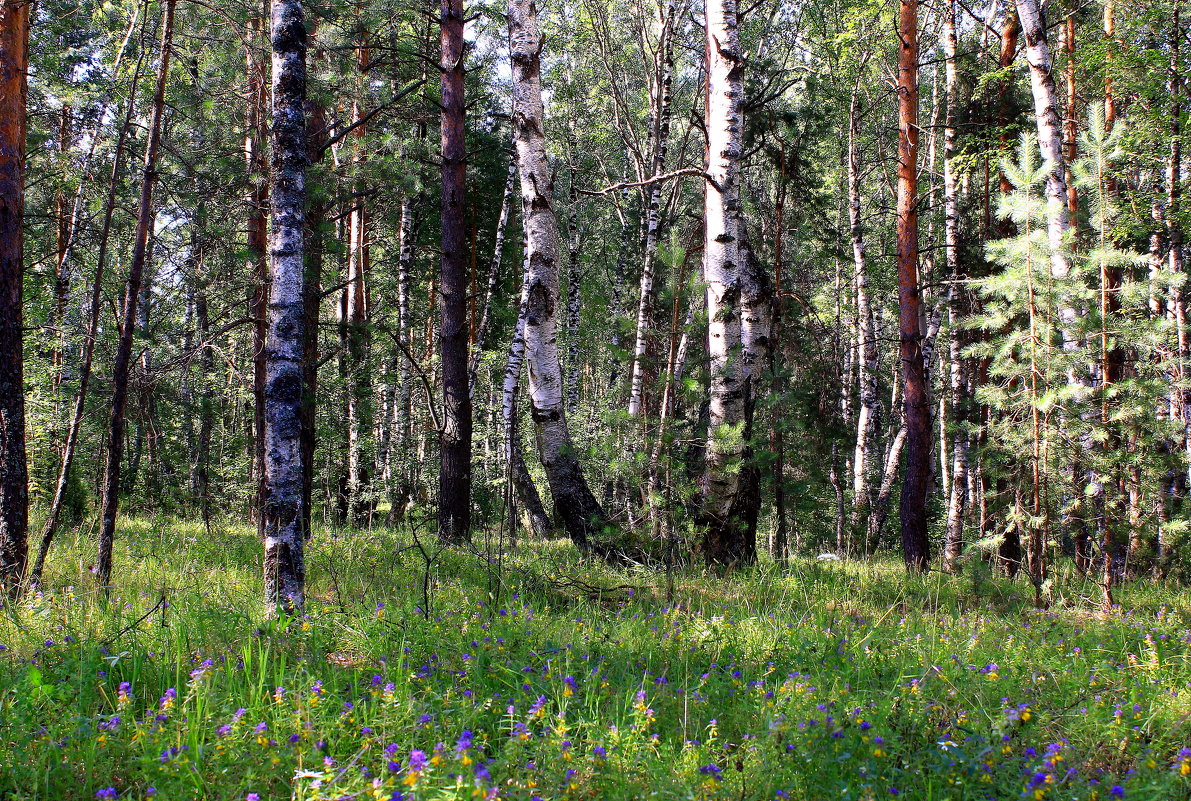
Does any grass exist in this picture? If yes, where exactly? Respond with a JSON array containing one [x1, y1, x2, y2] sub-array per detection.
[[2, 515, 1191, 800]]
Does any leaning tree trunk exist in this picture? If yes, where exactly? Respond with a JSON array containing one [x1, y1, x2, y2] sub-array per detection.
[[509, 0, 610, 553], [438, 0, 472, 544], [503, 251, 551, 540], [700, 0, 751, 568], [30, 49, 146, 587], [0, 0, 29, 594], [96, 0, 176, 587], [896, 0, 930, 572], [942, 0, 969, 571], [262, 0, 309, 616]]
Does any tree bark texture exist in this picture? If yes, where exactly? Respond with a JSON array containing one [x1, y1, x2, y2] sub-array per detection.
[[896, 0, 930, 571], [0, 0, 29, 593], [1016, 0, 1073, 283], [700, 0, 751, 567], [509, 0, 609, 552], [942, 0, 969, 571], [263, 0, 309, 616], [439, 0, 472, 544]]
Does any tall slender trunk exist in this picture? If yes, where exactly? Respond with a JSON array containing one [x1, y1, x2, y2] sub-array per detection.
[[1098, 13, 1126, 604], [346, 35, 373, 526], [262, 0, 309, 616], [942, 0, 968, 570], [194, 270, 214, 525], [1166, 1, 1188, 494], [247, 10, 270, 525], [700, 0, 750, 567], [626, 3, 676, 421], [897, 0, 930, 571], [438, 0, 472, 544], [1062, 8, 1077, 218], [470, 157, 516, 393], [0, 0, 29, 594], [31, 45, 148, 587], [388, 196, 415, 519], [565, 171, 582, 412], [509, 0, 610, 552], [300, 18, 327, 536], [96, 0, 176, 586], [848, 89, 878, 542]]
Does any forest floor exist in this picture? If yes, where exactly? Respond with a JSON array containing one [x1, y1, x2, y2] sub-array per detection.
[[2, 517, 1191, 800]]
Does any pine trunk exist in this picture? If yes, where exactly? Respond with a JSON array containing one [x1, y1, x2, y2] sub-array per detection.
[[0, 0, 29, 593], [897, 0, 930, 571], [438, 0, 472, 544]]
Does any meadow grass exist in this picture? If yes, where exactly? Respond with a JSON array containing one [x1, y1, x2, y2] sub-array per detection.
[[2, 516, 1191, 800]]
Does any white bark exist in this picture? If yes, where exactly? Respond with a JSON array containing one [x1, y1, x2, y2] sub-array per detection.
[[943, 0, 969, 569], [509, 0, 608, 548], [1016, 0, 1073, 281], [263, 0, 309, 616], [701, 0, 745, 522]]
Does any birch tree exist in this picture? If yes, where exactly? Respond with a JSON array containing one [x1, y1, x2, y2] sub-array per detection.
[[700, 0, 751, 567], [263, 0, 309, 616], [509, 0, 610, 552]]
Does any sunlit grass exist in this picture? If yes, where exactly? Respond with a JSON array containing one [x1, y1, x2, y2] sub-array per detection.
[[2, 515, 1191, 799]]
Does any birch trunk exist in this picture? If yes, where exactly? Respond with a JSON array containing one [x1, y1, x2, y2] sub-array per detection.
[[470, 158, 516, 393], [504, 252, 551, 539], [263, 0, 309, 616], [509, 0, 610, 552], [346, 36, 373, 526], [848, 89, 878, 540], [97, 0, 176, 586], [439, 0, 472, 544], [0, 0, 29, 593], [1016, 0, 1073, 283], [942, 0, 969, 570], [700, 0, 750, 567], [626, 3, 676, 420], [388, 196, 415, 519]]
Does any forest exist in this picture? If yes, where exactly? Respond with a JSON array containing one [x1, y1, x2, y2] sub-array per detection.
[[1, 0, 1191, 795]]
